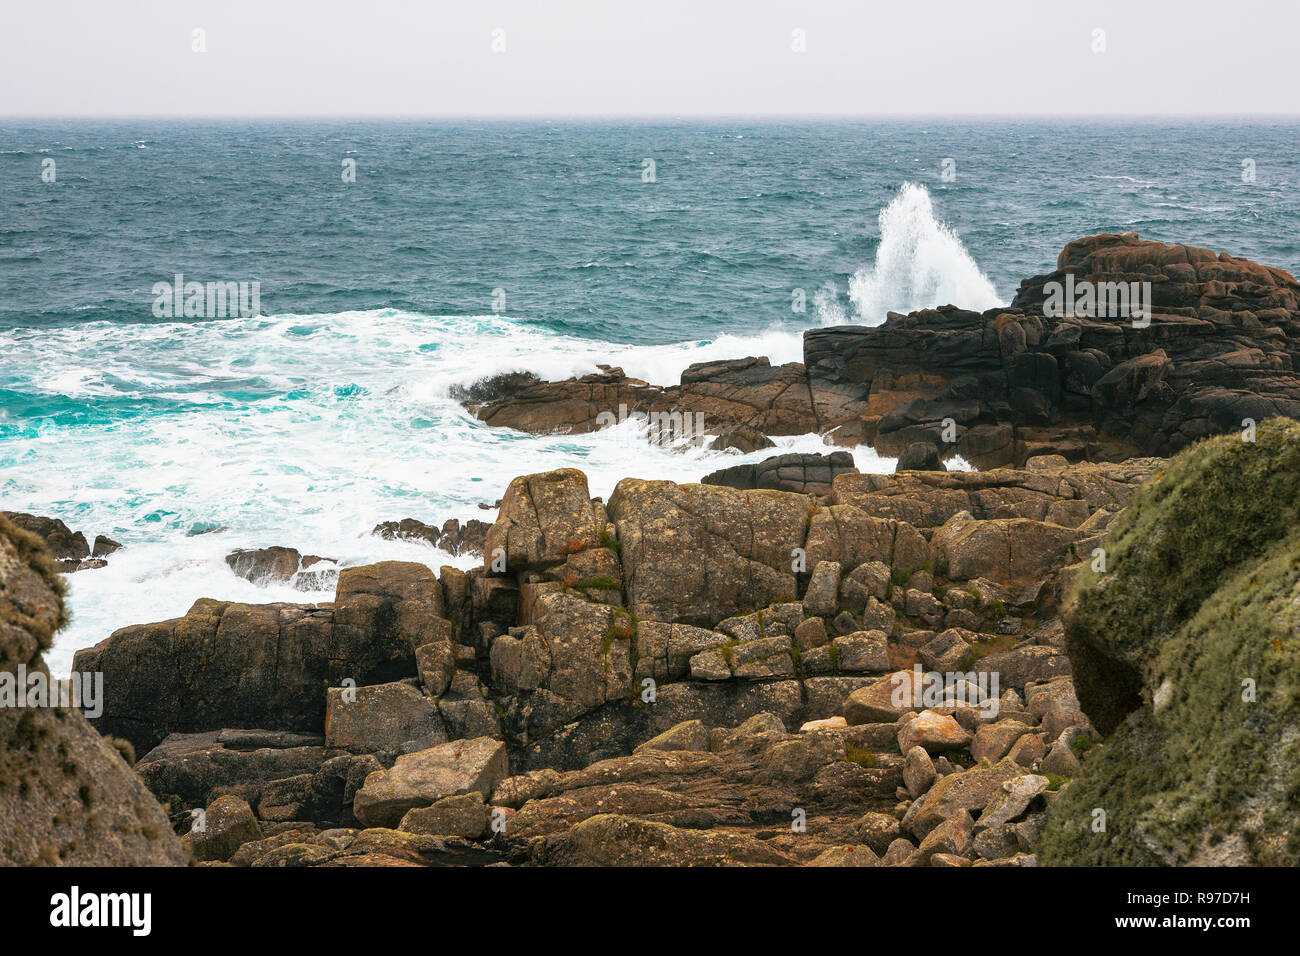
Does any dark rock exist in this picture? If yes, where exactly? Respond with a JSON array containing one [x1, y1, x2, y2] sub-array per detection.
[[1, 512, 89, 562], [896, 442, 946, 472]]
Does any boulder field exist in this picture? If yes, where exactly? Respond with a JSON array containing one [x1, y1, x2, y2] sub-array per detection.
[[35, 451, 1155, 866]]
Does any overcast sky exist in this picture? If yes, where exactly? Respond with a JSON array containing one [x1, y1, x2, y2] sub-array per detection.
[[2, 0, 1297, 117]]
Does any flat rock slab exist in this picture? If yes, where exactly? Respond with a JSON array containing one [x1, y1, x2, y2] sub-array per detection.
[[353, 737, 508, 828]]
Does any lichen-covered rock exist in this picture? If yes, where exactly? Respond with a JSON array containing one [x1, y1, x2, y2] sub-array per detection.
[[1042, 419, 1300, 865], [485, 469, 604, 573], [608, 478, 808, 625], [182, 794, 261, 862], [545, 813, 795, 866], [397, 792, 490, 839], [324, 680, 446, 754], [353, 737, 508, 829]]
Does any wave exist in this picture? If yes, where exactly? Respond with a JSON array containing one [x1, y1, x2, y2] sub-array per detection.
[[817, 182, 1005, 326]]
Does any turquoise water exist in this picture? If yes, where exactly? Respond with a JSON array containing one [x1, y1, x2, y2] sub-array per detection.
[[1, 119, 1297, 671]]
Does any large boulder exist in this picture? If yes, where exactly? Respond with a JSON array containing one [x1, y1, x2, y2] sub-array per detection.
[[0, 514, 188, 865], [76, 561, 431, 754], [484, 469, 603, 572], [608, 478, 808, 626], [353, 737, 509, 828]]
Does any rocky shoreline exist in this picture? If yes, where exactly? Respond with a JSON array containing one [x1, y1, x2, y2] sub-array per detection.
[[3, 232, 1299, 867]]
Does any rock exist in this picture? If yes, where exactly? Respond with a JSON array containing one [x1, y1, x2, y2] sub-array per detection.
[[897, 442, 946, 472], [902, 745, 936, 799], [832, 631, 890, 672], [855, 812, 903, 854], [793, 616, 830, 651], [972, 824, 1020, 861], [708, 425, 776, 454], [633, 719, 710, 754], [919, 629, 972, 672], [372, 518, 441, 547], [92, 534, 122, 558], [1007, 732, 1046, 768], [1, 512, 89, 562], [353, 737, 508, 829], [0, 515, 188, 865], [324, 681, 446, 754], [976, 774, 1049, 831], [844, 671, 920, 724], [897, 710, 972, 754], [703, 451, 859, 496], [225, 546, 333, 588], [485, 469, 602, 572], [971, 719, 1034, 764], [472, 235, 1300, 469], [931, 513, 1079, 587], [1039, 739, 1082, 777], [415, 640, 456, 697], [397, 792, 490, 839], [608, 477, 807, 625], [810, 845, 881, 867], [182, 794, 262, 862], [915, 809, 974, 864], [546, 814, 795, 866], [881, 838, 916, 866], [798, 716, 846, 734], [840, 561, 891, 607], [910, 758, 1024, 839], [74, 568, 418, 754], [978, 645, 1072, 693], [803, 561, 841, 617]]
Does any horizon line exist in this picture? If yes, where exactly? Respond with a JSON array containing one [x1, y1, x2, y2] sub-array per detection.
[[4, 113, 1300, 123]]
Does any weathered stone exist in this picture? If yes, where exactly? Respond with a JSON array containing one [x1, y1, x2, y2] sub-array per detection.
[[397, 792, 490, 839], [353, 737, 508, 828], [898, 710, 972, 754], [902, 745, 936, 799], [608, 478, 808, 626], [182, 794, 262, 863], [803, 561, 841, 617], [485, 469, 602, 572], [325, 680, 446, 754], [832, 630, 890, 672], [0, 515, 189, 866], [633, 719, 710, 754]]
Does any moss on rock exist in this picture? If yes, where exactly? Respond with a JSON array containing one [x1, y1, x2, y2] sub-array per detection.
[[1041, 418, 1300, 866]]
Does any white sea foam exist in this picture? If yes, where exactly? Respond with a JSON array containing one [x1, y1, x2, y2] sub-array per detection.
[[817, 182, 1005, 326]]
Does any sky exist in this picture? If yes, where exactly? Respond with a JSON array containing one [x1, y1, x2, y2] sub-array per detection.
[[1, 0, 1297, 117]]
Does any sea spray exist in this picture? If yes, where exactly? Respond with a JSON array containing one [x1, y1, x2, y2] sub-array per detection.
[[818, 182, 1005, 326]]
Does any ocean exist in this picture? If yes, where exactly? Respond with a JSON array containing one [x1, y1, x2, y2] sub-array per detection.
[[2, 119, 1298, 673]]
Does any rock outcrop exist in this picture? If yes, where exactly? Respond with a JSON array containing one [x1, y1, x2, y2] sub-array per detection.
[[62, 450, 1164, 866], [32, 233, 1300, 867], [1, 511, 119, 573], [460, 235, 1300, 470], [0, 514, 188, 865]]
